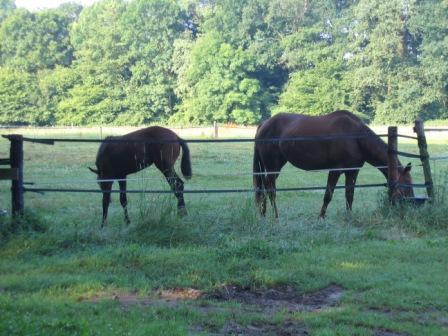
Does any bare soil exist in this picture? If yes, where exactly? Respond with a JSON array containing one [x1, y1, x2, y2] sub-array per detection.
[[83, 285, 345, 335], [82, 287, 202, 308], [218, 319, 309, 336], [207, 284, 344, 314]]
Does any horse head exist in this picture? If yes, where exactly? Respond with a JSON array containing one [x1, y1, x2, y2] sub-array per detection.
[[397, 162, 414, 198]]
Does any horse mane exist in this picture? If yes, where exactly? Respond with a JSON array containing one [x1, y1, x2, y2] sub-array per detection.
[[332, 110, 365, 123], [336, 110, 397, 169]]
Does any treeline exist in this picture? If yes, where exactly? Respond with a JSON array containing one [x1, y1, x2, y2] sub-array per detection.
[[0, 0, 447, 126]]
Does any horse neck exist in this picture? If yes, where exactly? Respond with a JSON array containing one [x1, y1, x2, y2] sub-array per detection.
[[362, 137, 396, 179]]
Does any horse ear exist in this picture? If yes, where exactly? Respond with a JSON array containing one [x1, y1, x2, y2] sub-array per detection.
[[88, 167, 99, 174], [404, 162, 412, 173]]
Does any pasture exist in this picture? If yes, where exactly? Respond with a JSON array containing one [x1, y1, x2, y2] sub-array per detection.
[[0, 128, 448, 335]]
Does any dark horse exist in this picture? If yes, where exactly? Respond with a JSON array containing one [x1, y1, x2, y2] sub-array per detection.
[[253, 110, 414, 218], [89, 126, 192, 226]]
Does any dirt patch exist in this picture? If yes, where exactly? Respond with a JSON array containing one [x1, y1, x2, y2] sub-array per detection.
[[208, 284, 344, 314], [81, 287, 202, 308], [220, 319, 308, 336], [82, 285, 344, 313], [82, 285, 345, 335], [193, 319, 308, 336], [157, 287, 202, 300]]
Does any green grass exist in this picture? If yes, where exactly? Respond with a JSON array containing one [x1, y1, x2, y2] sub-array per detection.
[[0, 129, 448, 335]]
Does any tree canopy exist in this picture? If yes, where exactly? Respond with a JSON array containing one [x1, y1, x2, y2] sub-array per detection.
[[0, 0, 447, 125]]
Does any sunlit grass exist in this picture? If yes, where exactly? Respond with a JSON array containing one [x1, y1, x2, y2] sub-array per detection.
[[0, 128, 448, 335]]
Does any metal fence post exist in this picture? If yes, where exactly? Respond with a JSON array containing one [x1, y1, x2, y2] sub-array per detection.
[[414, 119, 434, 201], [387, 126, 398, 203]]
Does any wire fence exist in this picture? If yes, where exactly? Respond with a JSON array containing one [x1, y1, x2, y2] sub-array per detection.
[[424, 128, 448, 132], [23, 183, 431, 196], [430, 155, 448, 161], [2, 129, 441, 199], [18, 133, 389, 145], [24, 165, 395, 186]]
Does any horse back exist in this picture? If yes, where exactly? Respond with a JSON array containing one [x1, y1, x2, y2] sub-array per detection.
[[96, 126, 181, 177], [256, 111, 372, 170]]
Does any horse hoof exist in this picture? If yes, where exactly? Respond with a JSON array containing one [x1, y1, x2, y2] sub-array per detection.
[[177, 207, 187, 217]]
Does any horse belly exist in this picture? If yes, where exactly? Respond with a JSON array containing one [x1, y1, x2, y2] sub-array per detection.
[[280, 142, 362, 171], [109, 149, 152, 176]]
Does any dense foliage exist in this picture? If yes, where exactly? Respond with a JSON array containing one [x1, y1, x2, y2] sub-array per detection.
[[0, 0, 447, 125]]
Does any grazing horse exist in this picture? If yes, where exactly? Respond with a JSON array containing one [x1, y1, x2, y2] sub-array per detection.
[[89, 126, 192, 226], [253, 110, 414, 218]]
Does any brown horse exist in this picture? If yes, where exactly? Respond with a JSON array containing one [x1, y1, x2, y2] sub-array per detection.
[[89, 126, 192, 226], [253, 110, 414, 218]]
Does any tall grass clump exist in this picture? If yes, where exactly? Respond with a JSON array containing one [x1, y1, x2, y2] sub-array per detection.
[[347, 172, 448, 234], [0, 210, 47, 242], [127, 194, 205, 247]]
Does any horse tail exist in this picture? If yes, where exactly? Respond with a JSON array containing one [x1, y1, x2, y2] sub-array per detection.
[[88, 166, 99, 174], [253, 140, 265, 207], [179, 139, 192, 179]]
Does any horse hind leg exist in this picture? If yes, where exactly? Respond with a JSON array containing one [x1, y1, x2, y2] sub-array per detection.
[[119, 180, 130, 225], [162, 168, 187, 216], [319, 171, 341, 218], [344, 170, 359, 211], [255, 167, 267, 216], [263, 158, 286, 219], [100, 181, 113, 228], [259, 190, 267, 216], [264, 173, 280, 219]]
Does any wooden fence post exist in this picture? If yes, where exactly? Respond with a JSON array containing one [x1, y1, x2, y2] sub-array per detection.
[[213, 121, 218, 138], [9, 134, 24, 216], [387, 126, 399, 203], [414, 119, 434, 201]]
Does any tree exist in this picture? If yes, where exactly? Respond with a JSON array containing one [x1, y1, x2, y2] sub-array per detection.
[[274, 2, 353, 116], [38, 66, 81, 124], [121, 0, 187, 123], [0, 0, 447, 126], [61, 0, 129, 125], [0, 0, 15, 23], [345, 0, 437, 123], [275, 60, 351, 116], [0, 6, 79, 72], [0, 67, 41, 125], [174, 32, 264, 124]]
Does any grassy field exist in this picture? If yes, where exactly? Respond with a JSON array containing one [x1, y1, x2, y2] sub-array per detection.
[[0, 128, 448, 335]]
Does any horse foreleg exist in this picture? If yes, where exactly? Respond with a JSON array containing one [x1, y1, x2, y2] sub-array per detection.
[[100, 181, 113, 228], [319, 171, 341, 218], [164, 170, 186, 216], [345, 170, 359, 211], [119, 180, 130, 225]]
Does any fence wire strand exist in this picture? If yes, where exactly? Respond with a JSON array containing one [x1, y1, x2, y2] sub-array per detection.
[[24, 182, 433, 195], [18, 133, 389, 145], [24, 165, 396, 186], [24, 183, 390, 195]]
